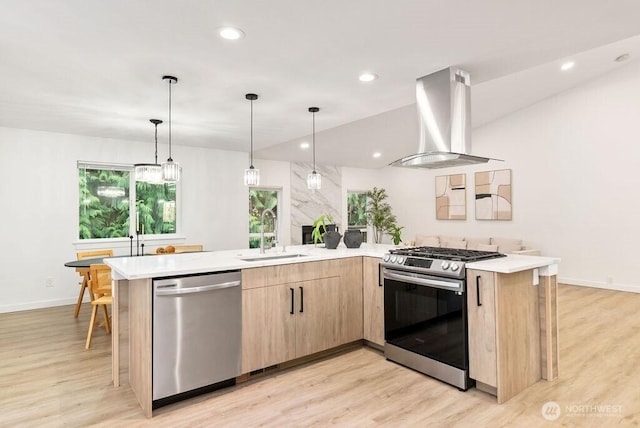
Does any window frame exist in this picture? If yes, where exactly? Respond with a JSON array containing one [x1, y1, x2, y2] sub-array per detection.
[[346, 189, 369, 243], [75, 160, 183, 246], [248, 186, 282, 248]]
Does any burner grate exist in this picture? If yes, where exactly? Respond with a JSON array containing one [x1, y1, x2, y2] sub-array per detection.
[[389, 246, 506, 262]]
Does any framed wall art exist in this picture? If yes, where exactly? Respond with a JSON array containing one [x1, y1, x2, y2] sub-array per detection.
[[435, 173, 466, 220], [475, 169, 512, 220]]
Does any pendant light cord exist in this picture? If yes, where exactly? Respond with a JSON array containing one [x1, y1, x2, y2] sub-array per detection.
[[250, 98, 254, 167], [168, 79, 173, 161], [312, 110, 316, 172], [154, 122, 158, 164]]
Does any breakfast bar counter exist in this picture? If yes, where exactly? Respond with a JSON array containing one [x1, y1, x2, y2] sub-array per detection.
[[105, 244, 560, 417]]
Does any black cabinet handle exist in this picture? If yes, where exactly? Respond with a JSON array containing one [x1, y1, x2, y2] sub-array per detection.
[[299, 286, 304, 313], [290, 288, 294, 315], [476, 275, 482, 307], [378, 263, 384, 287]]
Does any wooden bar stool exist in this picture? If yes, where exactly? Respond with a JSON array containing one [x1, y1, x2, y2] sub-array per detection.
[[85, 263, 113, 349], [75, 249, 113, 318]]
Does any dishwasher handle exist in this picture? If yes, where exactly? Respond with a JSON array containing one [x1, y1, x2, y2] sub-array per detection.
[[155, 280, 241, 296]]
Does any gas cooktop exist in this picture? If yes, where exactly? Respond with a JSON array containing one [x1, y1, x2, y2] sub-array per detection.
[[389, 246, 506, 262], [382, 246, 506, 279]]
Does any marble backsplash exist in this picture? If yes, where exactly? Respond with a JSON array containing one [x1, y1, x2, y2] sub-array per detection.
[[290, 162, 342, 245]]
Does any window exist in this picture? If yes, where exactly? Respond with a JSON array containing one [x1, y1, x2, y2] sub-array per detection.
[[78, 162, 178, 240], [249, 188, 280, 249], [136, 181, 177, 235], [347, 191, 368, 242]]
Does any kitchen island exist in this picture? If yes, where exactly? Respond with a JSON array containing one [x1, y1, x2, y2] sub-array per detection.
[[105, 244, 560, 417]]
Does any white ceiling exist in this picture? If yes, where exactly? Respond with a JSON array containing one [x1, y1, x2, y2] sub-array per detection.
[[2, 0, 640, 168]]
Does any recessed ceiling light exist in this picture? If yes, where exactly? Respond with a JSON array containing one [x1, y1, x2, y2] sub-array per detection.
[[300, 142, 310, 149], [560, 61, 575, 71], [359, 72, 379, 82], [218, 27, 245, 40], [373, 152, 381, 158], [615, 53, 630, 62]]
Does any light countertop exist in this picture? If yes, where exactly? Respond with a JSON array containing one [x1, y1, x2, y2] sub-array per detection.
[[105, 243, 395, 280], [105, 243, 560, 280], [466, 254, 560, 274]]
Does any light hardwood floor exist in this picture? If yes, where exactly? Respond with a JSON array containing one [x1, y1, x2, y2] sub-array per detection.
[[1, 284, 639, 427]]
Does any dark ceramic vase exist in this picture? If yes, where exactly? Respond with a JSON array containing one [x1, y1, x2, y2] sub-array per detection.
[[323, 231, 342, 249], [343, 230, 363, 248]]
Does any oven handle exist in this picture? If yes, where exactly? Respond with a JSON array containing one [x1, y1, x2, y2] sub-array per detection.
[[383, 269, 463, 292]]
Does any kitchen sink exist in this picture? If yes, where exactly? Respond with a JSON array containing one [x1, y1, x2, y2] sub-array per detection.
[[239, 253, 308, 262]]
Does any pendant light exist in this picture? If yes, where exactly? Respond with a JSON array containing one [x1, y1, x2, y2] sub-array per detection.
[[244, 93, 260, 186], [307, 107, 321, 190], [134, 119, 163, 183], [161, 75, 181, 182]]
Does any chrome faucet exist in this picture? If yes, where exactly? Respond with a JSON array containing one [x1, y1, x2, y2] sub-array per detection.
[[260, 209, 278, 254]]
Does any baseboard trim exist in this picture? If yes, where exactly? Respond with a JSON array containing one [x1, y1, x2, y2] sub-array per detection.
[[558, 277, 640, 294], [0, 298, 78, 314]]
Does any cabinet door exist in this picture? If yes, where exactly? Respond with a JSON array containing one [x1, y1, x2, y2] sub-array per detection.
[[263, 284, 296, 367], [467, 269, 497, 388], [295, 277, 340, 358], [363, 257, 384, 346], [337, 257, 364, 345], [241, 287, 265, 373]]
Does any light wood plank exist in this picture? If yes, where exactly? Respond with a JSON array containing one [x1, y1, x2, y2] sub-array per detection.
[[241, 267, 266, 290], [2, 284, 640, 426], [128, 278, 153, 418], [263, 283, 297, 367], [362, 257, 384, 346], [362, 257, 382, 346], [467, 269, 497, 387], [264, 259, 335, 286], [295, 277, 341, 357], [241, 287, 265, 373], [495, 270, 541, 403], [337, 257, 364, 345], [539, 274, 560, 380]]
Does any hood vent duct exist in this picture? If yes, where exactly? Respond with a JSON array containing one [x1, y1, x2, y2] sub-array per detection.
[[391, 67, 499, 169]]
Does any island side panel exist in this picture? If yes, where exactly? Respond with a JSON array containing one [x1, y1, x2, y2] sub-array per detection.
[[112, 278, 130, 387], [539, 274, 559, 380], [129, 278, 153, 418], [495, 270, 541, 404]]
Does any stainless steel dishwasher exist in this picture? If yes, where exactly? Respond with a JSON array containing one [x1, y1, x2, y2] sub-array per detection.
[[153, 270, 242, 404]]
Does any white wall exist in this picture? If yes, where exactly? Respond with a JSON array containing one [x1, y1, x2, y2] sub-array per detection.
[[252, 158, 292, 246], [340, 61, 640, 292], [341, 166, 433, 244], [469, 61, 640, 291], [3, 60, 639, 312], [0, 127, 248, 312]]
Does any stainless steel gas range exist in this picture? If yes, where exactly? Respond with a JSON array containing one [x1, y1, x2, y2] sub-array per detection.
[[381, 246, 506, 390]]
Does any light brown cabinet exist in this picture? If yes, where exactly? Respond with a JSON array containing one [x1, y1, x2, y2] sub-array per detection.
[[241, 258, 363, 374], [467, 268, 541, 403], [241, 286, 266, 372], [362, 257, 384, 347], [466, 269, 497, 388]]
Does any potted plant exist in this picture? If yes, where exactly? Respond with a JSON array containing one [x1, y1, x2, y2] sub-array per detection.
[[366, 187, 398, 244], [388, 224, 404, 246], [311, 214, 341, 249]]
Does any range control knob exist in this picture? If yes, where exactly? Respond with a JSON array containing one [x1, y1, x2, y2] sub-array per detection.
[[450, 263, 460, 272], [383, 254, 390, 262], [441, 261, 450, 270], [397, 256, 405, 264], [390, 255, 397, 263]]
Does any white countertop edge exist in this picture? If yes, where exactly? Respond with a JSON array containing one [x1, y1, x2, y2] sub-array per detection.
[[105, 244, 561, 280], [105, 244, 395, 280], [466, 254, 561, 274]]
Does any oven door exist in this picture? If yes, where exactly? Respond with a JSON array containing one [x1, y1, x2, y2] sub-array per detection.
[[383, 268, 468, 370]]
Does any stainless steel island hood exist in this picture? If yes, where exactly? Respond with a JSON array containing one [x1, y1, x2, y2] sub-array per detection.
[[391, 67, 498, 169]]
